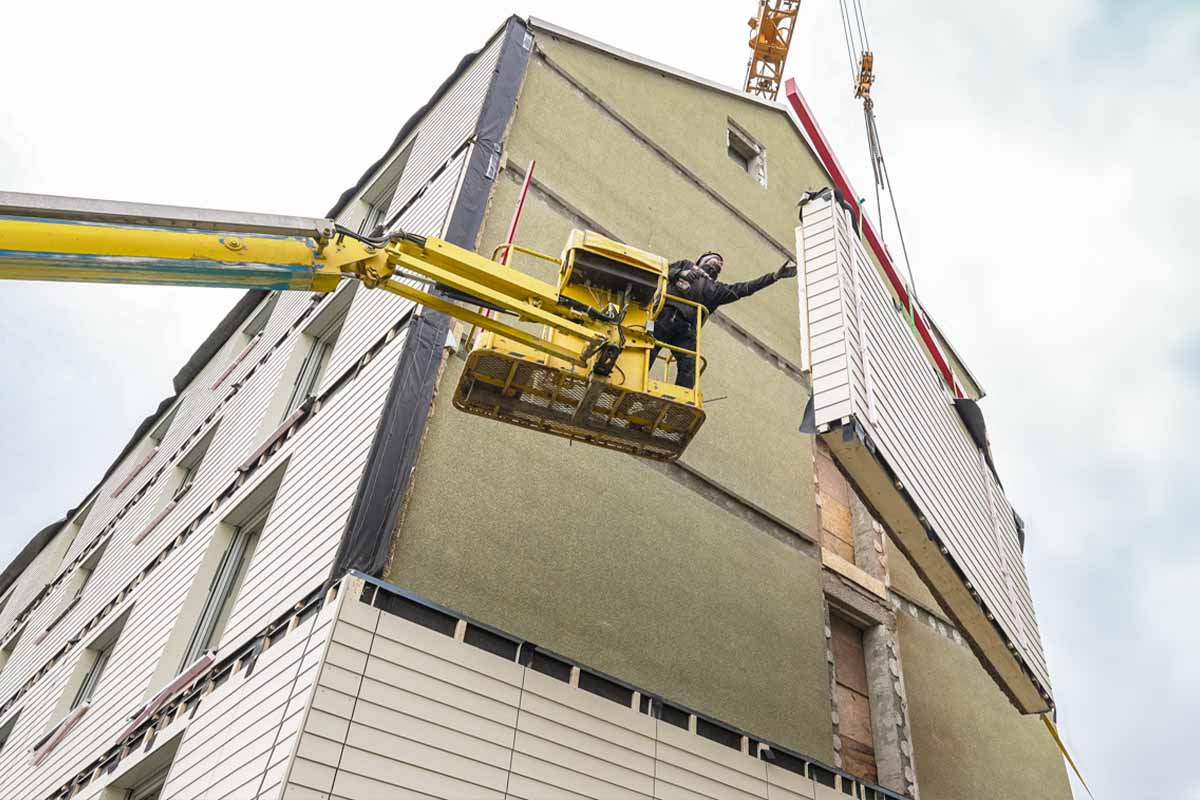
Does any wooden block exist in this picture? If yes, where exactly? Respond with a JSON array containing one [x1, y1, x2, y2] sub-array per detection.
[[822, 534, 856, 565], [819, 497, 853, 547], [821, 550, 888, 600], [815, 453, 852, 505], [830, 617, 869, 695], [834, 684, 873, 744], [839, 737, 878, 785]]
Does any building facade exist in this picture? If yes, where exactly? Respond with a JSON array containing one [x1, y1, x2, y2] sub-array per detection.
[[0, 17, 1072, 800]]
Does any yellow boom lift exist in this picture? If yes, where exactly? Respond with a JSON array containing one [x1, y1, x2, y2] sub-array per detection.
[[0, 192, 707, 461]]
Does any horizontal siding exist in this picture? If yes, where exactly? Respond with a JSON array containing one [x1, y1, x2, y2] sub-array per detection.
[[285, 593, 830, 800], [159, 604, 335, 800], [800, 195, 1052, 696], [0, 20, 496, 799], [0, 286, 412, 797]]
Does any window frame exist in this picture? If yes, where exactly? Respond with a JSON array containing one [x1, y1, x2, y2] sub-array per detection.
[[0, 710, 19, 755], [172, 422, 220, 502], [70, 639, 115, 711], [357, 136, 416, 235], [727, 119, 768, 187], [177, 506, 266, 671], [281, 306, 348, 420]]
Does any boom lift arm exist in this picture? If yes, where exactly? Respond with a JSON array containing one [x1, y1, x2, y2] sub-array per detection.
[[0, 191, 707, 461]]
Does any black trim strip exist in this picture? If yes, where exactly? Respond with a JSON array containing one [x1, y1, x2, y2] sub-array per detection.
[[330, 16, 533, 580]]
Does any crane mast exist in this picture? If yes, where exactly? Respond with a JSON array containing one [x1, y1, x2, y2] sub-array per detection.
[[743, 0, 802, 101]]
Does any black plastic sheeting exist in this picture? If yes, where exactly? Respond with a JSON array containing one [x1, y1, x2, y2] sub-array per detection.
[[329, 16, 533, 579]]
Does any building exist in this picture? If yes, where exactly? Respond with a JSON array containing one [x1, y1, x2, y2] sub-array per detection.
[[0, 16, 1072, 800]]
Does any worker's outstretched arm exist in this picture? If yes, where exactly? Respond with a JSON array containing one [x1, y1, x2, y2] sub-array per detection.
[[706, 260, 796, 307]]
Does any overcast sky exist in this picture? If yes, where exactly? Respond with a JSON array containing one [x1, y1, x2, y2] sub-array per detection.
[[2, 1, 1193, 796]]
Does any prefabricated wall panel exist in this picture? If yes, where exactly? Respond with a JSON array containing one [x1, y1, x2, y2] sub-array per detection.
[[798, 195, 1052, 713], [281, 577, 880, 800]]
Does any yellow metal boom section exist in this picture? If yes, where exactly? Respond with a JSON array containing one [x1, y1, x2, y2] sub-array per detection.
[[0, 192, 705, 461]]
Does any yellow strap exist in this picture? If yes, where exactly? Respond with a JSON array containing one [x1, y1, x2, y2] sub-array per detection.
[[1041, 714, 1094, 798]]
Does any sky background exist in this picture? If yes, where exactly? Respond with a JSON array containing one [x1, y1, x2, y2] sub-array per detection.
[[2, 2, 1195, 796]]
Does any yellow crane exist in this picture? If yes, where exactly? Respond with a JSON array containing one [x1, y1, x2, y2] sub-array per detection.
[[744, 0, 802, 100], [0, 192, 707, 461]]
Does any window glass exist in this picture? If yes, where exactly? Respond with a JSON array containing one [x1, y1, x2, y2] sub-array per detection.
[[71, 640, 115, 710], [178, 509, 265, 671], [283, 310, 347, 419], [0, 710, 19, 754]]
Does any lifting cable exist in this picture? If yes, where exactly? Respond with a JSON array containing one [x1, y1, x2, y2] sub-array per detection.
[[837, 0, 919, 315], [837, 7, 1098, 794]]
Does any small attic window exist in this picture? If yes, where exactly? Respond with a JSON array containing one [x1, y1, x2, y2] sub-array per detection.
[[727, 120, 767, 187]]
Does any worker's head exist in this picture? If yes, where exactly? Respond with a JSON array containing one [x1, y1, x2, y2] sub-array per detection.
[[696, 251, 723, 278]]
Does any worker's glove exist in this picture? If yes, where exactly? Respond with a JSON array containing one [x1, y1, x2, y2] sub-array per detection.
[[776, 260, 798, 279]]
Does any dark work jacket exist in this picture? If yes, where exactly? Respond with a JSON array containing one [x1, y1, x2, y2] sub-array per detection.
[[664, 259, 779, 326]]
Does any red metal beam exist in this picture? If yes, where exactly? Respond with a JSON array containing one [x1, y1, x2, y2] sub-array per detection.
[[784, 79, 962, 398]]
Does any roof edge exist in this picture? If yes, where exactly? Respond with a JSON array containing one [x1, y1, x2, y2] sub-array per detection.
[[528, 17, 788, 115], [325, 16, 519, 220]]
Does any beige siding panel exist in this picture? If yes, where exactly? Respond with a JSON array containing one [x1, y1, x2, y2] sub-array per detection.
[[326, 769, 440, 800], [350, 696, 512, 770], [285, 601, 864, 800], [764, 764, 817, 799], [160, 610, 333, 800], [342, 723, 509, 792], [279, 783, 332, 800], [654, 723, 768, 800]]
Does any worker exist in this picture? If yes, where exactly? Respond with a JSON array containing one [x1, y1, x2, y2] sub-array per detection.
[[651, 251, 797, 388]]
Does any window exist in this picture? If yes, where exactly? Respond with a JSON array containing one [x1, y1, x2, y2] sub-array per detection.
[[98, 732, 182, 800], [173, 423, 219, 501], [59, 495, 97, 564], [0, 623, 26, 674], [0, 710, 19, 755], [52, 608, 130, 723], [178, 508, 266, 670], [727, 120, 767, 187], [211, 295, 278, 391], [357, 138, 416, 235], [148, 400, 183, 447], [72, 640, 115, 710], [125, 766, 169, 800], [282, 307, 347, 419], [49, 539, 109, 630], [830, 614, 877, 783]]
